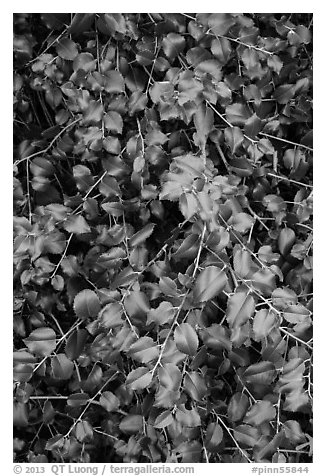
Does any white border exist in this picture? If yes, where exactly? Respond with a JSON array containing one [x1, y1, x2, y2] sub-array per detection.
[[4, 4, 323, 474]]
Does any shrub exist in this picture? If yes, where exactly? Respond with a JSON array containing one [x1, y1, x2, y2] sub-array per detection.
[[13, 13, 313, 463]]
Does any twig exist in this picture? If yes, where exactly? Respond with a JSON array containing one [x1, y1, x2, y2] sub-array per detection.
[[206, 246, 313, 350], [64, 371, 120, 437], [14, 118, 80, 167], [192, 224, 207, 277], [26, 160, 32, 223], [200, 427, 210, 463], [216, 414, 253, 463], [181, 13, 196, 21], [120, 301, 140, 339], [216, 143, 230, 172], [259, 132, 313, 152], [30, 395, 68, 400], [50, 233, 73, 278], [267, 173, 313, 189], [151, 291, 190, 375], [31, 319, 82, 375]]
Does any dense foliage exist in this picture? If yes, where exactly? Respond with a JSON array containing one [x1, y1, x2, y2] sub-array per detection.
[[13, 13, 313, 464]]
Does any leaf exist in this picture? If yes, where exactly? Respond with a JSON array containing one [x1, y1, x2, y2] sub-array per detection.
[[179, 192, 198, 220], [244, 400, 276, 426], [244, 113, 263, 139], [128, 90, 148, 115], [68, 14, 95, 35], [267, 55, 283, 74], [174, 323, 198, 356], [229, 157, 253, 177], [193, 266, 227, 303], [119, 415, 143, 434], [200, 324, 231, 352], [103, 111, 123, 134], [73, 165, 94, 192], [227, 393, 250, 422], [233, 424, 261, 447], [99, 175, 121, 198], [75, 420, 93, 442], [243, 361, 276, 385], [253, 309, 278, 341], [158, 363, 182, 390], [183, 371, 207, 401], [125, 367, 153, 391], [129, 223, 155, 247], [205, 422, 223, 452], [45, 434, 65, 451], [128, 337, 159, 363], [162, 33, 186, 61], [147, 301, 175, 326], [82, 364, 103, 392], [278, 228, 296, 256], [175, 404, 201, 427], [228, 212, 254, 233], [283, 305, 311, 325], [73, 289, 101, 319], [211, 37, 232, 64], [23, 328, 56, 357], [288, 25, 311, 46], [98, 302, 123, 329], [30, 157, 54, 176], [153, 410, 174, 429], [65, 329, 88, 360], [99, 391, 120, 412], [149, 81, 174, 104], [67, 393, 90, 407], [272, 287, 298, 310], [224, 126, 244, 154], [225, 103, 251, 126], [56, 38, 78, 60], [272, 84, 296, 104], [73, 52, 96, 72], [13, 364, 34, 383], [63, 215, 91, 234], [104, 70, 125, 93], [193, 104, 214, 151], [226, 291, 255, 328], [207, 13, 236, 35], [97, 13, 126, 36], [51, 354, 74, 379]]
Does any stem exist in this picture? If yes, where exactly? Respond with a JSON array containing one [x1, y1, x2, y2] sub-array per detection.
[[151, 291, 190, 375], [14, 118, 80, 167], [259, 132, 313, 152], [65, 371, 120, 437], [267, 172, 313, 189], [31, 319, 82, 375], [50, 233, 73, 278], [216, 414, 253, 463]]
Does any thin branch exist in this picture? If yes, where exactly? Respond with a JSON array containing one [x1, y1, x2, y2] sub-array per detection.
[[151, 291, 190, 375], [216, 414, 253, 463], [64, 371, 120, 438], [50, 233, 73, 279], [26, 160, 32, 223], [192, 223, 207, 277], [259, 132, 313, 152], [267, 173, 313, 189], [14, 118, 81, 167], [31, 319, 82, 375], [120, 301, 140, 339]]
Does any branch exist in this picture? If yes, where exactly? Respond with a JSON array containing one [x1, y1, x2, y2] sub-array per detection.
[[14, 118, 81, 167], [259, 132, 313, 152]]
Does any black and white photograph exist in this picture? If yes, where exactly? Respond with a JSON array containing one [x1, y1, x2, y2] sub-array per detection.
[[12, 9, 314, 469]]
